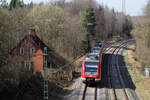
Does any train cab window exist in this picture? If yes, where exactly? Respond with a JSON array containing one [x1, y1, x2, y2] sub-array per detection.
[[87, 55, 99, 60], [84, 62, 99, 72]]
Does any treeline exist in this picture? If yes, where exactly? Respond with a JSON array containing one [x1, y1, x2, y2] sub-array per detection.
[[0, 0, 133, 61], [0, 0, 133, 82], [0, 0, 133, 84], [131, 0, 150, 67]]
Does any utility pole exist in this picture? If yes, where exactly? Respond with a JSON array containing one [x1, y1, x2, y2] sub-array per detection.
[[122, 0, 126, 34], [122, 0, 126, 14], [43, 47, 48, 100], [102, 0, 103, 6]]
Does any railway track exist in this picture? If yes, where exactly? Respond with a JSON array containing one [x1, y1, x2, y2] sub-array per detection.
[[107, 40, 136, 100], [65, 40, 138, 100], [79, 41, 132, 100], [79, 42, 113, 100], [79, 84, 97, 100], [111, 41, 130, 100], [78, 42, 123, 100], [115, 41, 139, 100]]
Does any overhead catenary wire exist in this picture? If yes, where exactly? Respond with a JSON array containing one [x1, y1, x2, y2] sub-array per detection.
[[48, 53, 86, 76], [121, 0, 126, 34]]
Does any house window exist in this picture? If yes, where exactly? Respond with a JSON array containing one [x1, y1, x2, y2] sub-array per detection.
[[22, 61, 34, 71], [30, 48, 35, 56], [38, 43, 40, 47], [20, 48, 24, 55]]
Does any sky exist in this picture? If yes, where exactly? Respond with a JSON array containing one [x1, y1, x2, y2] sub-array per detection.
[[6, 0, 149, 16], [97, 0, 148, 16]]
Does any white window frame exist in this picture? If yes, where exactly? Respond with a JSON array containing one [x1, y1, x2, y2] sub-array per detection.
[[20, 48, 24, 55], [30, 48, 35, 56], [23, 61, 34, 71]]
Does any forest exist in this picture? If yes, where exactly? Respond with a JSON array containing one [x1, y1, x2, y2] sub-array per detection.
[[131, 0, 150, 67], [0, 0, 133, 60]]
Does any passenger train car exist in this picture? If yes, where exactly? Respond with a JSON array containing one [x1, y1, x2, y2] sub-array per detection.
[[81, 42, 106, 83]]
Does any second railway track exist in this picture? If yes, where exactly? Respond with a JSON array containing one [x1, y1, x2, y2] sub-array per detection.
[[106, 40, 137, 100], [65, 40, 139, 100]]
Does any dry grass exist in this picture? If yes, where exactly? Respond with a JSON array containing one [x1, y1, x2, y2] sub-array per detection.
[[125, 44, 150, 100], [64, 56, 84, 89]]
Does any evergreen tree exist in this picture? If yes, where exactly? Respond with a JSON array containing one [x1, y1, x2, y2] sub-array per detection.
[[81, 5, 96, 53], [82, 5, 96, 36], [81, 34, 91, 53], [9, 0, 24, 10], [122, 17, 133, 37], [0, 0, 8, 8]]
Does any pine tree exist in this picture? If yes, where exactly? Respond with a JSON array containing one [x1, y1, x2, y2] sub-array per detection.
[[0, 0, 8, 8], [81, 34, 91, 53], [9, 0, 24, 10], [82, 5, 96, 36], [81, 5, 96, 53]]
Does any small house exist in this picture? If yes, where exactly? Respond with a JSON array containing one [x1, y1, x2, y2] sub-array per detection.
[[10, 29, 66, 72]]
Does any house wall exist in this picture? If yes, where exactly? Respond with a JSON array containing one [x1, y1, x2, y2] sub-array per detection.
[[32, 49, 43, 72], [11, 38, 43, 72]]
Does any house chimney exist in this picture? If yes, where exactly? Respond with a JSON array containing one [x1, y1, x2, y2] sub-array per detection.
[[30, 29, 36, 36]]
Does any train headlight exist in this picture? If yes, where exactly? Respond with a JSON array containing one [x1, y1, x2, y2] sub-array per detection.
[[85, 72, 98, 75], [90, 72, 98, 75], [93, 72, 98, 75], [85, 72, 89, 75]]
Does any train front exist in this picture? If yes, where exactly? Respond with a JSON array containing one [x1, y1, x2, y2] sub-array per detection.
[[81, 55, 101, 83]]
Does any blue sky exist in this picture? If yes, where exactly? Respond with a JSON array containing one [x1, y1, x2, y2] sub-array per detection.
[[6, 0, 148, 16]]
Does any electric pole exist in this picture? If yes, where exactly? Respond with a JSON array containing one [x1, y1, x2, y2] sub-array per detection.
[[43, 47, 48, 100], [122, 0, 126, 14]]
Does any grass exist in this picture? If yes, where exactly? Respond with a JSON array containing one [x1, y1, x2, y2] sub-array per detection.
[[125, 44, 150, 100]]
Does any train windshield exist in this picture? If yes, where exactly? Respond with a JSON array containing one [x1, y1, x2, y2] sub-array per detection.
[[85, 62, 99, 72]]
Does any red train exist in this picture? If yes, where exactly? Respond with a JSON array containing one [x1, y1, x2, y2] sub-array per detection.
[[81, 42, 107, 83]]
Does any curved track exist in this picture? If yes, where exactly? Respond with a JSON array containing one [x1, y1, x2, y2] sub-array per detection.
[[108, 41, 131, 100], [64, 40, 139, 100]]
